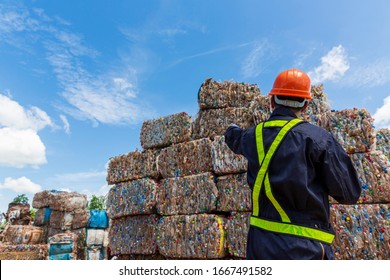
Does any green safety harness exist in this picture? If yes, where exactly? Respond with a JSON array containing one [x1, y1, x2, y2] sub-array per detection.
[[250, 118, 335, 244]]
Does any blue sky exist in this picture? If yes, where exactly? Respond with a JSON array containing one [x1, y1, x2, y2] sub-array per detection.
[[1, 0, 390, 214]]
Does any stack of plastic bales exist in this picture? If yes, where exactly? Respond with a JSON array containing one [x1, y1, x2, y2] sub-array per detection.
[[155, 138, 226, 259], [85, 210, 109, 260], [32, 190, 89, 260], [106, 80, 260, 259], [0, 202, 48, 260], [327, 106, 390, 259], [0, 224, 47, 260], [106, 78, 390, 260], [106, 112, 193, 259], [190, 79, 260, 259]]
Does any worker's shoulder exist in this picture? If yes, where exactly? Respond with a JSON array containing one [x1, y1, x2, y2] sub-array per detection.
[[294, 121, 333, 142]]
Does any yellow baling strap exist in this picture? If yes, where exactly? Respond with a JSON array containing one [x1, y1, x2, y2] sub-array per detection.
[[216, 216, 225, 255], [252, 119, 302, 217], [250, 216, 335, 244]]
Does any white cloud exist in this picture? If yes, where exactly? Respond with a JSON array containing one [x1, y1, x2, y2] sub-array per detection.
[[0, 94, 53, 131], [308, 45, 350, 84], [0, 176, 42, 194], [0, 4, 39, 33], [158, 28, 187, 37], [60, 114, 70, 134], [0, 94, 52, 168], [241, 40, 272, 79], [373, 95, 390, 128], [58, 74, 146, 125], [0, 127, 47, 168], [343, 60, 390, 88], [113, 77, 137, 98]]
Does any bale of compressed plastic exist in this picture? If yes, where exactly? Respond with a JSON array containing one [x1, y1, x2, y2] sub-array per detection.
[[156, 214, 226, 259], [106, 149, 160, 184], [140, 112, 192, 149], [86, 229, 108, 247], [109, 214, 159, 256], [330, 204, 390, 260], [249, 95, 271, 125], [225, 212, 251, 258], [49, 191, 87, 212], [197, 78, 261, 109], [106, 178, 157, 219], [157, 138, 213, 178], [376, 128, 390, 159], [191, 107, 254, 140], [0, 244, 49, 260], [32, 191, 52, 209], [47, 228, 86, 260], [33, 207, 51, 226], [216, 173, 251, 212], [328, 108, 376, 154], [300, 84, 332, 128], [5, 203, 31, 225], [88, 210, 109, 229], [349, 151, 390, 203], [33, 190, 87, 212], [211, 136, 247, 175], [3, 225, 44, 245], [156, 173, 218, 215], [48, 231, 78, 260], [49, 209, 90, 230]]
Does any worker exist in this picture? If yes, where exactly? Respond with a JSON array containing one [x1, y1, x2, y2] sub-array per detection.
[[224, 68, 362, 260]]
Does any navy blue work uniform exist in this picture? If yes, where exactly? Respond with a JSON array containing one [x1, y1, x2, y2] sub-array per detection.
[[225, 106, 362, 260]]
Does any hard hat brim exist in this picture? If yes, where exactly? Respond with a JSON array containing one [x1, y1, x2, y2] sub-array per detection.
[[268, 88, 312, 100]]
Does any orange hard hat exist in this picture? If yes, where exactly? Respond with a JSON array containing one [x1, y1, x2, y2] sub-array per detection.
[[268, 68, 312, 100]]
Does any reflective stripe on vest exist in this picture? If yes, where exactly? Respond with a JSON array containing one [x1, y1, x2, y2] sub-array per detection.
[[250, 216, 335, 244], [252, 118, 302, 217], [251, 118, 335, 244]]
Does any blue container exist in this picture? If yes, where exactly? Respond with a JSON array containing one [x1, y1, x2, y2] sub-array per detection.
[[49, 243, 73, 255], [88, 210, 109, 229]]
